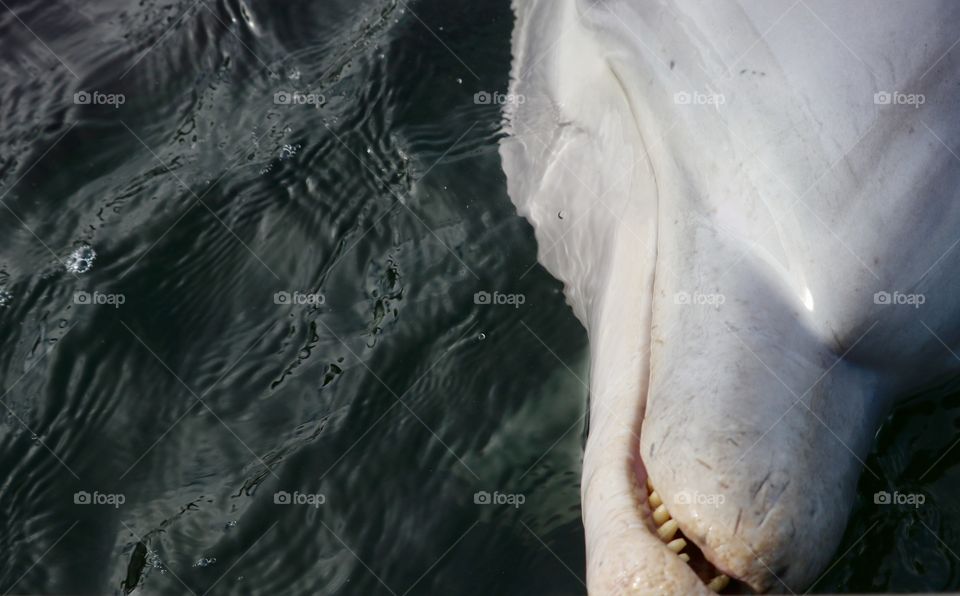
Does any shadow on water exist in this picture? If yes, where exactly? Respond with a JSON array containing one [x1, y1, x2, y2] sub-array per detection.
[[0, 0, 956, 594], [0, 0, 588, 594]]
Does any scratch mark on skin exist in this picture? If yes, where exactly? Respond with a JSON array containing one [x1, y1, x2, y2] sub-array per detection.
[[734, 509, 743, 535], [696, 458, 713, 470], [752, 471, 772, 501], [759, 480, 791, 528]]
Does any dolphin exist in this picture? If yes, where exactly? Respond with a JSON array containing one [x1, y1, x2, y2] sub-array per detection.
[[499, 0, 960, 593]]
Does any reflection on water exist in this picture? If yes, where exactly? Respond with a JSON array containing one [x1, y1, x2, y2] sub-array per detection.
[[0, 0, 955, 593], [0, 0, 588, 593]]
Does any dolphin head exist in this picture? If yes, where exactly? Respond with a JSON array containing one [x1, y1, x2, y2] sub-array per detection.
[[501, 0, 960, 592]]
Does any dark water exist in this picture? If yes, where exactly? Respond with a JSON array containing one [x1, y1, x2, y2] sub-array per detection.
[[0, 0, 956, 594]]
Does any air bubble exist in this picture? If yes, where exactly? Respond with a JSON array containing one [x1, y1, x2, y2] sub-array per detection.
[[193, 556, 217, 568], [147, 551, 166, 573], [279, 144, 300, 160], [65, 245, 96, 274]]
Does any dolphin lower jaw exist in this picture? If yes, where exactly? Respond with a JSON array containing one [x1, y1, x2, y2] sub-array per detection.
[[571, 171, 892, 593], [636, 221, 899, 593], [583, 269, 888, 594]]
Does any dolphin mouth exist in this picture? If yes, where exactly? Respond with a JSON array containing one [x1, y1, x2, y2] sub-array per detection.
[[635, 456, 740, 593]]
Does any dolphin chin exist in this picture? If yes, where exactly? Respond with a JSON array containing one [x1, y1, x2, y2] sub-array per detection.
[[501, 0, 960, 593]]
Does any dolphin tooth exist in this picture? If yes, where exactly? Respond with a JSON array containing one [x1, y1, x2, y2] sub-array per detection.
[[646, 476, 655, 491], [648, 491, 662, 508], [678, 553, 690, 563], [707, 575, 730, 592], [652, 504, 670, 525], [657, 519, 679, 541], [666, 538, 687, 553]]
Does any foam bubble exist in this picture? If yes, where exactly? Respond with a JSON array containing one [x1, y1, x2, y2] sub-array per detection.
[[193, 556, 217, 568], [66, 245, 96, 274]]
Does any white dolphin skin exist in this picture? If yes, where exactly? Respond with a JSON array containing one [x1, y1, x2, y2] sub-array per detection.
[[500, 1, 960, 593]]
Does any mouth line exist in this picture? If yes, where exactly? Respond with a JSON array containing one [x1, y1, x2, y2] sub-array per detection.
[[641, 474, 733, 592], [635, 450, 749, 594]]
